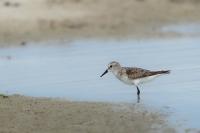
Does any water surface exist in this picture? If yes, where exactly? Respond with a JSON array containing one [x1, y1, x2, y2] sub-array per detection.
[[0, 38, 200, 129], [161, 23, 200, 35]]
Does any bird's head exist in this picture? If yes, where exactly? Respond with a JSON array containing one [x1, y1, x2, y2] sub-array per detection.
[[100, 61, 121, 77]]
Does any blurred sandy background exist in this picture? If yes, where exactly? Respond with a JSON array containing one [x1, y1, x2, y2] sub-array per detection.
[[1, 0, 200, 45]]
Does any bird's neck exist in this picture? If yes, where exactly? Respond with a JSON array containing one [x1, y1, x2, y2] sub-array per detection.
[[111, 67, 121, 76]]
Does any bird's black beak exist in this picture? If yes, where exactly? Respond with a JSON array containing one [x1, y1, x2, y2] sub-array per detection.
[[100, 69, 108, 77]]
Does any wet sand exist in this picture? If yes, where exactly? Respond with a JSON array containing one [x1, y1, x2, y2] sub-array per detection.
[[1, 0, 200, 45], [0, 95, 176, 133]]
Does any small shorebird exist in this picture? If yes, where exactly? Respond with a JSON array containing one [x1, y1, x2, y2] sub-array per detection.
[[100, 61, 170, 101]]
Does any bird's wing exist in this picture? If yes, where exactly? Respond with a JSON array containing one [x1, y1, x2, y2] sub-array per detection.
[[125, 67, 156, 79]]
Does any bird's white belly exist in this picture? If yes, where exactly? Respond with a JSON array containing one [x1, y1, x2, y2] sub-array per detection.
[[133, 74, 161, 85], [117, 74, 162, 86]]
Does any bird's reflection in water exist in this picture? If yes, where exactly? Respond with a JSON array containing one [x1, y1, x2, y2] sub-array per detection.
[[137, 95, 140, 103]]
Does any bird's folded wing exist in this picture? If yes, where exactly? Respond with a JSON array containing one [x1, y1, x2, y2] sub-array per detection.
[[125, 67, 155, 79]]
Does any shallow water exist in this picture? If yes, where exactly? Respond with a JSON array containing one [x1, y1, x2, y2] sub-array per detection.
[[161, 23, 200, 35], [0, 38, 200, 129]]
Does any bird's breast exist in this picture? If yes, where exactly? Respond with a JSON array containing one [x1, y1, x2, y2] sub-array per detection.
[[116, 74, 134, 85]]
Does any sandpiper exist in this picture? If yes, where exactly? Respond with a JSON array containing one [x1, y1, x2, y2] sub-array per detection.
[[100, 61, 170, 98]]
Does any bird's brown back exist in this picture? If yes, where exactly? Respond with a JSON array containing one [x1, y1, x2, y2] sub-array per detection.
[[125, 67, 170, 79]]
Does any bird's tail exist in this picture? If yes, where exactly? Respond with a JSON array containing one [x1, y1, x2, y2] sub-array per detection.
[[153, 70, 170, 75]]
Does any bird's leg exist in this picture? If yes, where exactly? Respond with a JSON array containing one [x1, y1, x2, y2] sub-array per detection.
[[136, 86, 140, 103], [136, 86, 140, 96]]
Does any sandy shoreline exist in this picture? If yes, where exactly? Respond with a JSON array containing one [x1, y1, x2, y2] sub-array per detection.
[[1, 0, 200, 46], [0, 95, 177, 133]]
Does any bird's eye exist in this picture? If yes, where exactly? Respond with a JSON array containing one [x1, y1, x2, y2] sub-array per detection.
[[110, 65, 112, 68]]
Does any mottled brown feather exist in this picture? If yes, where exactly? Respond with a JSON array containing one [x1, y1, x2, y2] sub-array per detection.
[[125, 67, 170, 79]]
